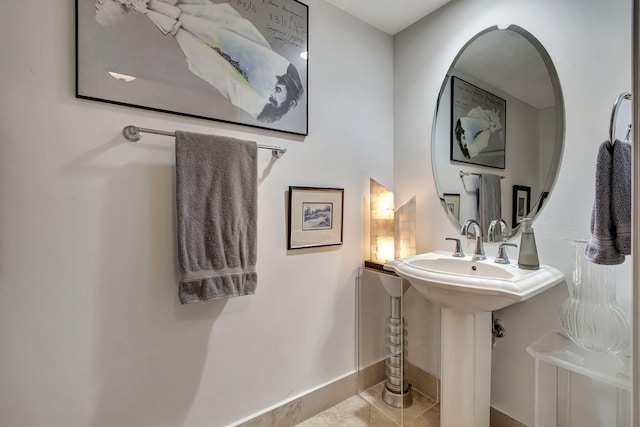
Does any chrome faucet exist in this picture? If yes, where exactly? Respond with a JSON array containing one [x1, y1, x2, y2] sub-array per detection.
[[488, 218, 511, 243], [460, 219, 486, 260]]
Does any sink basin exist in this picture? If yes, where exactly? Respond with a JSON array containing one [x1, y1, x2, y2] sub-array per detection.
[[385, 251, 565, 426], [384, 251, 564, 313]]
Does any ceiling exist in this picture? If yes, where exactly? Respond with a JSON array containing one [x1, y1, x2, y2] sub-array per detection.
[[319, 2, 554, 110], [321, 0, 451, 35]]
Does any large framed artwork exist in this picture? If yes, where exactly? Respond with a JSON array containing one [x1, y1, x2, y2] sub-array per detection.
[[288, 187, 344, 250], [450, 76, 506, 168], [76, 0, 308, 135]]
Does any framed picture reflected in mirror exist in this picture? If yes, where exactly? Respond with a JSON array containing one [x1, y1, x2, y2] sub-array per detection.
[[450, 76, 506, 169], [512, 185, 531, 228], [443, 193, 461, 221]]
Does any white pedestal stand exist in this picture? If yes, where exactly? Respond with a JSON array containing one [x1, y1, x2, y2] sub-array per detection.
[[440, 308, 492, 427]]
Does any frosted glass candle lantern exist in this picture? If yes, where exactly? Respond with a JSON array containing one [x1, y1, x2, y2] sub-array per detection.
[[395, 196, 416, 259], [370, 179, 395, 263]]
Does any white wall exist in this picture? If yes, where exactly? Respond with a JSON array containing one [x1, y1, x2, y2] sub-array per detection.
[[2, 1, 635, 426], [394, 0, 633, 425], [0, 2, 393, 427]]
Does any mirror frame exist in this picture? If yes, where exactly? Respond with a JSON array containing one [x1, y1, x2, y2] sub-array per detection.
[[431, 24, 565, 238]]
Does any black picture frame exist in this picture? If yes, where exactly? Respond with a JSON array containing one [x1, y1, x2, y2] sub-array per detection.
[[450, 76, 506, 169], [535, 191, 549, 214], [75, 0, 308, 136], [288, 187, 344, 250], [512, 185, 531, 228]]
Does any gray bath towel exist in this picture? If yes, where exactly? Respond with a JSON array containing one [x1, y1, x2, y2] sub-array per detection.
[[585, 139, 631, 265], [478, 173, 502, 236], [175, 131, 258, 303]]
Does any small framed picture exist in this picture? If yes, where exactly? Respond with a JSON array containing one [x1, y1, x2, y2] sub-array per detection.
[[288, 187, 344, 250], [512, 185, 531, 228], [443, 193, 461, 221]]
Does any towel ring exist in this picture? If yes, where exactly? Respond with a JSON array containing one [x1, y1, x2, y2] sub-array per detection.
[[609, 92, 632, 143]]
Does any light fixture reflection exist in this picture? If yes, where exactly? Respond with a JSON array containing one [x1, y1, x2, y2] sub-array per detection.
[[300, 51, 308, 60], [108, 71, 136, 82]]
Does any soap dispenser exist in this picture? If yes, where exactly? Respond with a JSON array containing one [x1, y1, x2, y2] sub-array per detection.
[[518, 218, 539, 270]]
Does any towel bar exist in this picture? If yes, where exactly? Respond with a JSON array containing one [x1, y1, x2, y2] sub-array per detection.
[[459, 170, 505, 179], [122, 125, 287, 159]]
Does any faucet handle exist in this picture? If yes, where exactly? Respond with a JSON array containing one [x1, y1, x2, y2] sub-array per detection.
[[495, 242, 517, 264], [445, 238, 465, 258]]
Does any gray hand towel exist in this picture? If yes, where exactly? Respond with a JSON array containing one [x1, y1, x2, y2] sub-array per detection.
[[478, 173, 502, 236], [585, 139, 630, 265], [175, 131, 258, 303], [612, 139, 631, 255]]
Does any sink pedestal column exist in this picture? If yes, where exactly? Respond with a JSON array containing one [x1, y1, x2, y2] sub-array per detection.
[[440, 308, 492, 427]]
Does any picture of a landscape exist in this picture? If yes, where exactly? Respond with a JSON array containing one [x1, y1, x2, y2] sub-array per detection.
[[302, 203, 333, 230]]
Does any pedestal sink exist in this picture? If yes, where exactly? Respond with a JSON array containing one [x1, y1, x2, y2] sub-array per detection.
[[385, 251, 564, 427]]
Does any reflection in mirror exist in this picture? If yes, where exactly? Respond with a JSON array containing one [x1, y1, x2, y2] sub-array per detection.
[[432, 25, 564, 239]]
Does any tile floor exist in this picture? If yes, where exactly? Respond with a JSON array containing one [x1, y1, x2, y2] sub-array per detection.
[[294, 392, 526, 427], [295, 382, 439, 427]]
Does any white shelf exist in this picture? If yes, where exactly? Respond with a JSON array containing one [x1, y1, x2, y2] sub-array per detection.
[[526, 330, 631, 390]]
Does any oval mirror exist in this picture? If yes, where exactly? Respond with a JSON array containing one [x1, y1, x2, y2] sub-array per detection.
[[432, 25, 564, 240]]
